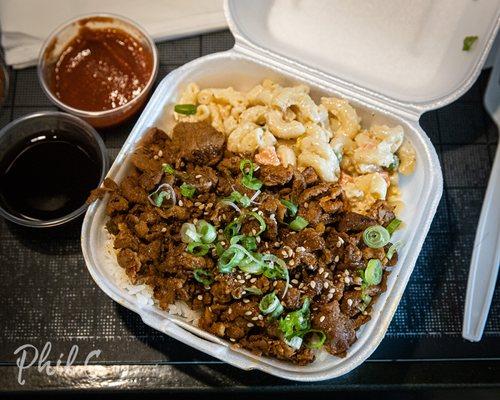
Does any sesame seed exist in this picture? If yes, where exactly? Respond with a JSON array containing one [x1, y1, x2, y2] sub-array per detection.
[[344, 277, 350, 284], [289, 260, 295, 266], [295, 273, 300, 279], [310, 281, 316, 289], [270, 213, 275, 219], [161, 227, 167, 233], [207, 202, 213, 208], [237, 274, 242, 280], [197, 295, 203, 301], [273, 281, 278, 287], [194, 202, 201, 206], [178, 200, 184, 206], [230, 338, 236, 342], [250, 277, 257, 283], [274, 242, 281, 247], [256, 236, 261, 243], [281, 250, 288, 257], [238, 279, 245, 284], [329, 288, 335, 293], [363, 311, 368, 315], [252, 207, 258, 212], [251, 229, 257, 235], [247, 322, 254, 328], [252, 316, 259, 321], [258, 315, 263, 320], [354, 287, 361, 291], [195, 174, 202, 179], [334, 255, 340, 262], [243, 298, 250, 303], [336, 240, 342, 248], [323, 272, 329, 279], [245, 274, 251, 279], [327, 293, 333, 300], [296, 246, 305, 253], [319, 316, 325, 323], [244, 311, 252, 316], [241, 291, 247, 295], [291, 279, 299, 285], [347, 299, 353, 306], [228, 308, 232, 314], [299, 283, 304, 289], [193, 218, 198, 223], [304, 202, 309, 208], [158, 150, 163, 157], [257, 211, 264, 216], [199, 204, 205, 210], [319, 267, 324, 274], [324, 282, 329, 289], [153, 155, 159, 160]]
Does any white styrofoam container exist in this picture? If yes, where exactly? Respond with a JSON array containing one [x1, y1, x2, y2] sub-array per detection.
[[81, 0, 500, 381]]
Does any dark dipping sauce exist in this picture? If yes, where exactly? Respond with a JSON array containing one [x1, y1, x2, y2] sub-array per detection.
[[0, 131, 100, 221], [50, 26, 153, 112]]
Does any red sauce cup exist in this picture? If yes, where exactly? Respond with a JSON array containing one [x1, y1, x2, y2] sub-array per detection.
[[37, 14, 158, 128]]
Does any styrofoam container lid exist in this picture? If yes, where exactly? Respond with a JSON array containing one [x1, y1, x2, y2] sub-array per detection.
[[227, 0, 500, 112]]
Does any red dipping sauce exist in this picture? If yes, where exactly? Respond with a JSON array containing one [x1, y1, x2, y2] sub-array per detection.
[[50, 26, 153, 112]]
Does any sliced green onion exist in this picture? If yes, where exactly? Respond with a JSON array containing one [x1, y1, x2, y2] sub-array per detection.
[[463, 35, 478, 51], [387, 240, 403, 260], [196, 220, 217, 244], [162, 163, 175, 174], [259, 292, 281, 314], [148, 183, 176, 208], [289, 216, 309, 231], [245, 211, 266, 235], [238, 256, 265, 274], [155, 191, 169, 207], [361, 293, 372, 304], [180, 183, 196, 198], [358, 293, 372, 312], [215, 242, 225, 257], [269, 302, 284, 319], [223, 191, 251, 208], [261, 254, 288, 280], [386, 218, 402, 235], [363, 225, 390, 248], [304, 330, 326, 349], [230, 235, 257, 251], [187, 242, 210, 256], [193, 269, 213, 286], [174, 104, 198, 115], [280, 199, 298, 217], [364, 259, 383, 286], [180, 222, 200, 243], [224, 219, 241, 238], [279, 297, 311, 340], [242, 176, 262, 191], [218, 245, 246, 273], [241, 236, 257, 251], [240, 159, 262, 190], [244, 286, 263, 296], [285, 336, 303, 350]]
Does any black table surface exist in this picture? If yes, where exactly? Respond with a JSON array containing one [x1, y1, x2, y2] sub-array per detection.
[[0, 30, 499, 395]]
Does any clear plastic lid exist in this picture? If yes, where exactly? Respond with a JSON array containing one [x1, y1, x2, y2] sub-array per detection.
[[226, 0, 500, 111]]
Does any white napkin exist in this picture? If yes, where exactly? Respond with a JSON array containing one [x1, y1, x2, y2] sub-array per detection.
[[0, 0, 227, 69]]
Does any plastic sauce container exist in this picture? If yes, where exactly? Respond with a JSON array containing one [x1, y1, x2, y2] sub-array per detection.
[[81, 0, 500, 381], [38, 14, 158, 128]]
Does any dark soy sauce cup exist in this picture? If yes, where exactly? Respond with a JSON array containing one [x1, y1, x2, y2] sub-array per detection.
[[0, 111, 108, 228]]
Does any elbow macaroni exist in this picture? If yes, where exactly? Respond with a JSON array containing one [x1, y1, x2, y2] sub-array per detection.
[[173, 80, 416, 214]]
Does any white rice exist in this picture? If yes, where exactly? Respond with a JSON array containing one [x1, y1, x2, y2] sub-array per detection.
[[104, 230, 201, 324]]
